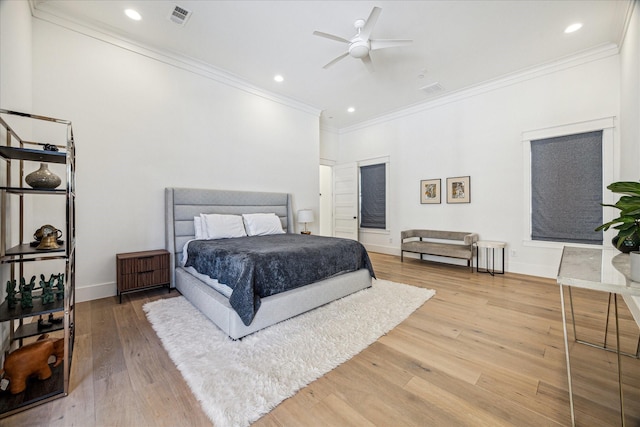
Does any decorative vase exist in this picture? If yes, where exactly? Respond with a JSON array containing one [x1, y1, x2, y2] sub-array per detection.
[[630, 251, 640, 282], [25, 163, 61, 189], [612, 234, 640, 254]]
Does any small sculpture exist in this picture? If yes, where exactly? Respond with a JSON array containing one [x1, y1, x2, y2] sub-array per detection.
[[55, 274, 65, 300], [19, 276, 35, 309], [40, 274, 55, 305], [5, 280, 17, 309], [0, 334, 64, 394], [3, 273, 64, 309]]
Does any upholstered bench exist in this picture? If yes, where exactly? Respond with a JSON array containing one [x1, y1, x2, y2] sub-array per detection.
[[401, 229, 479, 269]]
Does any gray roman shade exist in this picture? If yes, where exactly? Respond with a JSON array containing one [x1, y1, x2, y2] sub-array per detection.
[[531, 130, 603, 245], [360, 163, 386, 229]]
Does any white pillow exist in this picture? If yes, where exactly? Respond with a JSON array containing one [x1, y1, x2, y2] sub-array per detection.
[[242, 213, 285, 236], [201, 214, 247, 239], [193, 216, 206, 239]]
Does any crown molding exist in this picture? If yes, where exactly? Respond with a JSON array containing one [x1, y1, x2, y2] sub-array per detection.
[[29, 2, 321, 118], [340, 42, 620, 135]]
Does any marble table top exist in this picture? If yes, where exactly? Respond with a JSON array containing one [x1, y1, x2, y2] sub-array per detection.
[[557, 246, 640, 326]]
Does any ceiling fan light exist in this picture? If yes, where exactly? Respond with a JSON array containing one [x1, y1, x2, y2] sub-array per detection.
[[349, 42, 370, 59]]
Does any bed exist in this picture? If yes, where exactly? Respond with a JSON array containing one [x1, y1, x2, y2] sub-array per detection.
[[165, 187, 374, 339]]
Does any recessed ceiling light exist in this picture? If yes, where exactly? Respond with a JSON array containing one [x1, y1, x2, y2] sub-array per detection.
[[274, 75, 284, 83], [564, 23, 583, 34], [347, 107, 355, 113], [125, 9, 142, 21]]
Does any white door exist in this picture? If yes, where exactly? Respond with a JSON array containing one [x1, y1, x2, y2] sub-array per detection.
[[319, 165, 333, 236], [333, 163, 358, 240]]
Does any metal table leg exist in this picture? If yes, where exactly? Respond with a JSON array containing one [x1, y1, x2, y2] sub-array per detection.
[[559, 284, 576, 426], [562, 286, 628, 426]]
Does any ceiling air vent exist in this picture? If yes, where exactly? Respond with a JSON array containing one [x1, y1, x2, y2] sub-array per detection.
[[419, 82, 444, 96], [168, 4, 192, 26]]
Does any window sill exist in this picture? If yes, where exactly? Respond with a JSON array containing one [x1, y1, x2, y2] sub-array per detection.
[[523, 239, 604, 250], [359, 228, 390, 235]]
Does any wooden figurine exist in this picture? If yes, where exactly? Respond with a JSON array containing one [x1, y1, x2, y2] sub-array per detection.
[[1, 334, 64, 394]]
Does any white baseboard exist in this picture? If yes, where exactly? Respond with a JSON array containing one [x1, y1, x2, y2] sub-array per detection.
[[76, 281, 116, 303], [506, 260, 555, 278], [365, 245, 557, 278], [75, 253, 556, 303], [361, 244, 399, 256]]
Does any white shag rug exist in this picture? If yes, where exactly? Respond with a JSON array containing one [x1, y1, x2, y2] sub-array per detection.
[[143, 279, 435, 427]]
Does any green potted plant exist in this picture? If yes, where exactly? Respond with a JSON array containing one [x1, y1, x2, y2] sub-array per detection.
[[596, 181, 640, 252]]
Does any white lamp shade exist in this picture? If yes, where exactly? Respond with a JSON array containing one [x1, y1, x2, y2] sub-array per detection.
[[297, 209, 314, 224]]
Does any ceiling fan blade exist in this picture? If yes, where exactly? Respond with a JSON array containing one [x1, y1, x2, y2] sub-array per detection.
[[313, 31, 350, 44], [323, 52, 350, 69], [360, 7, 382, 40], [370, 39, 413, 51], [361, 55, 374, 73]]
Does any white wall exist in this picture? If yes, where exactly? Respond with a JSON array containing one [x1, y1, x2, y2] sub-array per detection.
[[620, 1, 640, 180], [0, 0, 32, 112], [30, 17, 321, 301], [0, 0, 34, 356], [336, 50, 621, 277]]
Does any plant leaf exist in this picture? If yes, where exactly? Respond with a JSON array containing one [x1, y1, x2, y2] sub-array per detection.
[[607, 181, 640, 196]]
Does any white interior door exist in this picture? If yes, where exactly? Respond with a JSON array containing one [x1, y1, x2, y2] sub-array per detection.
[[319, 165, 333, 236], [333, 163, 358, 240]]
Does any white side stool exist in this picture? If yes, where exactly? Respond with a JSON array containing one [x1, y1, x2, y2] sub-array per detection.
[[475, 241, 506, 275]]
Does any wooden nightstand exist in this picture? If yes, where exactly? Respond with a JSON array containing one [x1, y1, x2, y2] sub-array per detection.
[[116, 249, 171, 303]]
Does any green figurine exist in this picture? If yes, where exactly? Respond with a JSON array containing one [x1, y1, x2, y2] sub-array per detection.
[[55, 273, 65, 300], [20, 276, 35, 309], [5, 279, 17, 309], [40, 274, 55, 305]]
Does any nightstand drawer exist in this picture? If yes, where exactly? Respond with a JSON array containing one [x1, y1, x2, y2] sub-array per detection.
[[119, 269, 170, 291], [119, 253, 168, 274]]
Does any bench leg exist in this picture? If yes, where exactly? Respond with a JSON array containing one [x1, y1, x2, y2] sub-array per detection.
[[401, 251, 404, 262]]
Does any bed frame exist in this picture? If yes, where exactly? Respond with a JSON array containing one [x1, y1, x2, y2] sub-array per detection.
[[165, 187, 372, 339]]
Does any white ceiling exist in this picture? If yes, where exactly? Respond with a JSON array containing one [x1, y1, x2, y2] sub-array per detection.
[[32, 0, 633, 129]]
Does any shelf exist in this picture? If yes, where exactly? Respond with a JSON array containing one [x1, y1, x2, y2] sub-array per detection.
[[0, 187, 66, 195], [0, 298, 64, 322], [0, 362, 65, 416], [0, 147, 66, 164], [13, 316, 65, 341], [0, 109, 75, 419], [1, 243, 67, 263]]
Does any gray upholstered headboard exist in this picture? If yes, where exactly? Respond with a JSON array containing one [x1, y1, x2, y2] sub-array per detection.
[[165, 187, 294, 287]]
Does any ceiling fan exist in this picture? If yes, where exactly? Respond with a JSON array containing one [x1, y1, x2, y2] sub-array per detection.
[[313, 6, 412, 72]]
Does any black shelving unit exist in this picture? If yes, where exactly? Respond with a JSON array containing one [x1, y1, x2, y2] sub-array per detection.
[[0, 109, 75, 418]]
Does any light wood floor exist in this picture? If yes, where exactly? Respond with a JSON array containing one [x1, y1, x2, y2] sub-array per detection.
[[2, 252, 640, 426]]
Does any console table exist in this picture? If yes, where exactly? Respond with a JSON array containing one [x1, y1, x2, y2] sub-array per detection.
[[557, 246, 640, 426]]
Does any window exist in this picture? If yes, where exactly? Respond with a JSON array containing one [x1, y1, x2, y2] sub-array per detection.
[[360, 162, 386, 229], [530, 131, 603, 245]]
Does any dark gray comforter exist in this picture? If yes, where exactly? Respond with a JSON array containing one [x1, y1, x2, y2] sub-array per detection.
[[184, 234, 375, 325]]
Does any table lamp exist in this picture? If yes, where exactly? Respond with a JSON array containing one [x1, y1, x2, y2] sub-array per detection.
[[297, 209, 314, 235]]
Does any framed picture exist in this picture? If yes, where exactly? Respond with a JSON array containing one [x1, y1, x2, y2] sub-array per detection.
[[447, 176, 470, 204], [420, 179, 441, 204]]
